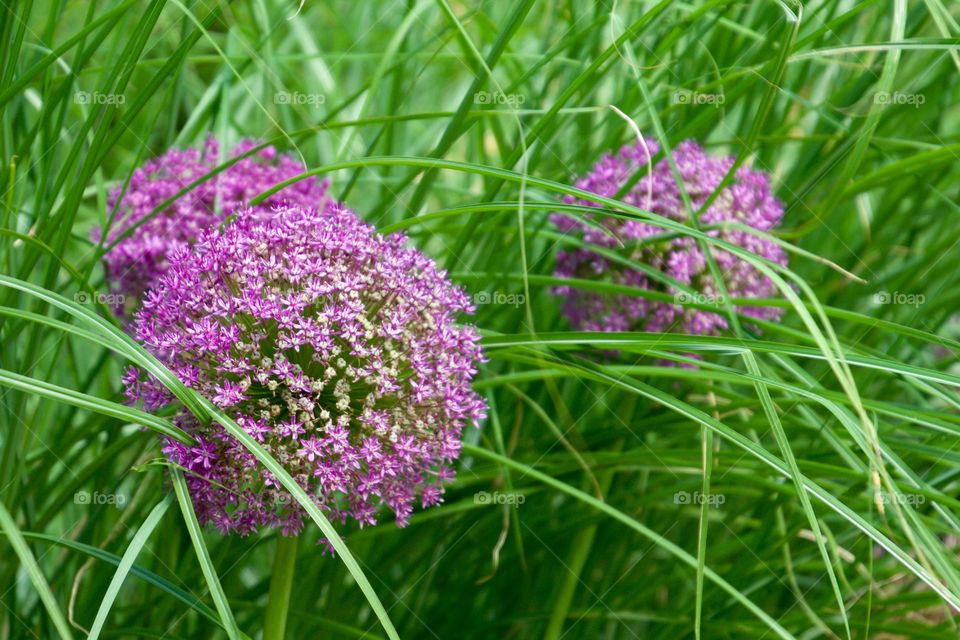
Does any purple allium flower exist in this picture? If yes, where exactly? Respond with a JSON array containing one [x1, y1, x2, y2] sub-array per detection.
[[552, 139, 788, 336], [125, 203, 486, 537], [95, 137, 329, 313]]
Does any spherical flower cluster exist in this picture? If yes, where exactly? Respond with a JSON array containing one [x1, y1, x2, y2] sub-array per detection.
[[124, 203, 486, 537], [95, 137, 329, 312], [552, 139, 787, 336]]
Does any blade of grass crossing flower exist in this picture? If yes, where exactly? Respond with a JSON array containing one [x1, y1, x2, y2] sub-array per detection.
[[613, 8, 747, 341], [0, 275, 207, 419], [248, 158, 821, 287], [0, 368, 189, 443], [199, 400, 402, 640], [451, 270, 945, 349], [0, 278, 400, 639]]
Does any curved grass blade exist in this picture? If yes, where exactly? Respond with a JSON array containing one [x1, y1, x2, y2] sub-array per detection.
[[0, 276, 401, 640], [198, 400, 402, 640], [0, 500, 75, 640], [0, 368, 189, 443], [742, 352, 850, 639], [12, 531, 224, 629], [555, 355, 960, 610], [88, 498, 171, 640], [462, 443, 796, 640], [171, 470, 242, 640]]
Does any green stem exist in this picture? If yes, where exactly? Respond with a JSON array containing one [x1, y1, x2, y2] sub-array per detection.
[[264, 534, 299, 640]]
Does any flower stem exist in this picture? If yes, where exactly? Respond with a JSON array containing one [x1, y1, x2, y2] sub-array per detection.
[[264, 534, 299, 640]]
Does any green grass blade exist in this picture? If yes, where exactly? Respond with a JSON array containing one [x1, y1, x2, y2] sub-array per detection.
[[0, 500, 75, 640], [88, 498, 171, 640]]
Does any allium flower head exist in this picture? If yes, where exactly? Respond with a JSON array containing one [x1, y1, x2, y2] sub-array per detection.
[[125, 204, 486, 536], [552, 139, 787, 336], [95, 137, 328, 312]]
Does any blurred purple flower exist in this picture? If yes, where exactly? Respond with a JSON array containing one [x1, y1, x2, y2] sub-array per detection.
[[552, 139, 788, 337], [125, 203, 486, 537], [94, 137, 329, 313]]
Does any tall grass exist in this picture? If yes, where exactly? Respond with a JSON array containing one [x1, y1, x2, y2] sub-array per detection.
[[1, 0, 959, 638]]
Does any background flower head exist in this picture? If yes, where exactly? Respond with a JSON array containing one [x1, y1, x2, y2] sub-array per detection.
[[95, 137, 329, 313], [125, 203, 486, 537], [552, 139, 788, 336]]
